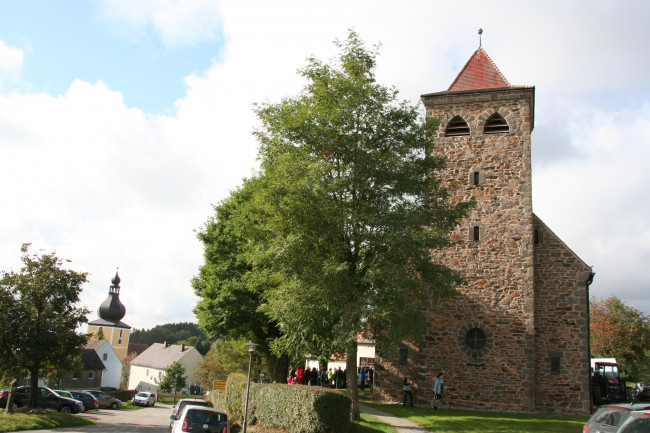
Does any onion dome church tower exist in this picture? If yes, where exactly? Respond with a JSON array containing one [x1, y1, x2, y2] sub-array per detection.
[[88, 271, 132, 362]]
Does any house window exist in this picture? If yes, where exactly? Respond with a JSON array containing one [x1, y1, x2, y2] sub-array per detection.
[[103, 353, 108, 361], [473, 171, 481, 186], [398, 348, 408, 366], [88, 371, 94, 380], [484, 113, 509, 134], [445, 116, 470, 136], [473, 226, 481, 242]]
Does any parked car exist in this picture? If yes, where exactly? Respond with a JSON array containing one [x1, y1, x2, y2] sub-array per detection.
[[169, 398, 213, 431], [68, 391, 99, 411], [617, 410, 650, 432], [583, 403, 650, 433], [634, 383, 650, 402], [52, 390, 85, 411], [83, 390, 122, 409], [170, 405, 228, 433], [132, 391, 156, 406], [15, 386, 84, 413], [0, 389, 29, 410]]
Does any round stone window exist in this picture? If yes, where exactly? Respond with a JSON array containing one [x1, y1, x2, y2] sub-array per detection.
[[458, 322, 494, 359], [465, 328, 487, 351]]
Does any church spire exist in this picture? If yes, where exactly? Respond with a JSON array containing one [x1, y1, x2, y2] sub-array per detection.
[[447, 29, 510, 92], [98, 270, 126, 322]]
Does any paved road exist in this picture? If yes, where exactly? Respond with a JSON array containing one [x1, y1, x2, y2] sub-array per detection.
[[25, 404, 172, 433]]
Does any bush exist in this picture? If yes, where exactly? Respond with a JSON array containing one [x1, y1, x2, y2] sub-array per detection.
[[224, 374, 351, 433]]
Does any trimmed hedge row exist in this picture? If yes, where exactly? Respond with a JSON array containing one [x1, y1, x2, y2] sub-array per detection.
[[225, 375, 351, 433]]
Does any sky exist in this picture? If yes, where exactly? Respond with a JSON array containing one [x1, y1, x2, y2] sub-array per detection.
[[1, 0, 649, 330]]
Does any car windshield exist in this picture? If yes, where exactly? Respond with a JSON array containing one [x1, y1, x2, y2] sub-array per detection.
[[136, 393, 149, 397]]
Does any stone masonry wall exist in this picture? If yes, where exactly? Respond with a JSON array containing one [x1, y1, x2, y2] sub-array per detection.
[[533, 216, 591, 414], [412, 88, 537, 411]]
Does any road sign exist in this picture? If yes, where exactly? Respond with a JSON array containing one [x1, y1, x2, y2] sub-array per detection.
[[213, 381, 226, 390]]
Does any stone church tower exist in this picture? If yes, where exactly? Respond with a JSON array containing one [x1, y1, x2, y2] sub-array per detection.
[[374, 47, 594, 414], [87, 271, 132, 362]]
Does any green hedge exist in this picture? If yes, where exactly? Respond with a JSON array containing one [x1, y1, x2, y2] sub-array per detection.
[[225, 375, 351, 433]]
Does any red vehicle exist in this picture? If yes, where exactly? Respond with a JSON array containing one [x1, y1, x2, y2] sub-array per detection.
[[592, 358, 630, 405]]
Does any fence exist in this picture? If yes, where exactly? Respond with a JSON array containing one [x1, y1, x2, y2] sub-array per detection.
[[156, 392, 207, 405]]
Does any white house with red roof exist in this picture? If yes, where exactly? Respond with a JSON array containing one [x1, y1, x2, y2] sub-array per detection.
[[127, 342, 203, 393]]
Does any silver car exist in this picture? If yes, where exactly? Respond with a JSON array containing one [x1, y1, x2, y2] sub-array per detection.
[[132, 391, 156, 406], [583, 404, 650, 433]]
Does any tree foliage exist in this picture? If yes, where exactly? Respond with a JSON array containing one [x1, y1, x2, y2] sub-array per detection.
[[130, 322, 212, 355], [157, 361, 186, 396], [0, 243, 89, 407], [194, 340, 267, 389], [193, 176, 290, 382], [591, 295, 650, 381], [195, 31, 470, 419]]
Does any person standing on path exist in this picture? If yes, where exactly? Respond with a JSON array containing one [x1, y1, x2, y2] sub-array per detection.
[[402, 376, 414, 407], [433, 372, 444, 409]]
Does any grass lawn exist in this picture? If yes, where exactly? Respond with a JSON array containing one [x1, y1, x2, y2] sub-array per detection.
[[349, 413, 398, 433], [363, 402, 590, 433], [0, 411, 95, 432]]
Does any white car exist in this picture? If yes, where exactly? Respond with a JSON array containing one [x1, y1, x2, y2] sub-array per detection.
[[171, 405, 228, 433], [132, 391, 156, 406]]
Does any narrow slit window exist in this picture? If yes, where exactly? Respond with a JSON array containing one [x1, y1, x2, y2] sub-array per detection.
[[484, 113, 509, 134], [534, 229, 539, 244], [473, 226, 480, 241], [550, 357, 561, 374], [399, 348, 408, 365], [445, 116, 470, 136], [473, 171, 480, 186]]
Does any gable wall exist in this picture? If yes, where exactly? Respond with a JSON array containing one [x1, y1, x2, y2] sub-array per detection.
[[533, 216, 592, 413]]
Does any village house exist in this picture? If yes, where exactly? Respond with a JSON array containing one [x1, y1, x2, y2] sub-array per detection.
[[127, 342, 203, 393]]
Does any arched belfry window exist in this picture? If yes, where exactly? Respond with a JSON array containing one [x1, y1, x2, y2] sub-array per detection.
[[484, 113, 509, 134], [445, 116, 470, 136]]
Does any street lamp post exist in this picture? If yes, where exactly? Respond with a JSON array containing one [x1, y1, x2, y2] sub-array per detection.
[[243, 340, 257, 433]]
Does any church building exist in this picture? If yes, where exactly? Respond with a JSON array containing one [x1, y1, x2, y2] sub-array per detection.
[[87, 271, 132, 362], [374, 44, 594, 414]]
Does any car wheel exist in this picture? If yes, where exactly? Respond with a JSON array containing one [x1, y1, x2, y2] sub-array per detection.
[[111, 402, 118, 409], [59, 405, 72, 413]]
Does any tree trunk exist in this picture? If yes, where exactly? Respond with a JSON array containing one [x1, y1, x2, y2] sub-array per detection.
[[266, 353, 290, 383], [346, 342, 360, 421], [28, 370, 39, 408]]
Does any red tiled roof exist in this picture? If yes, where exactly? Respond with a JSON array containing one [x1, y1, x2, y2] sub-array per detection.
[[448, 49, 510, 92]]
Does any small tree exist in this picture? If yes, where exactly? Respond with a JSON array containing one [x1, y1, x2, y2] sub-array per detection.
[[0, 243, 89, 408], [158, 362, 186, 403], [120, 352, 137, 390]]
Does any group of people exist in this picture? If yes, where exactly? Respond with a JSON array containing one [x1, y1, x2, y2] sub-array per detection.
[[403, 372, 444, 408], [287, 365, 374, 389]]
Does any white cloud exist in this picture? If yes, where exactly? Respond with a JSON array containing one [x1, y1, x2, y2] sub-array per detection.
[[95, 0, 222, 48], [1, 0, 649, 329], [0, 40, 23, 88]]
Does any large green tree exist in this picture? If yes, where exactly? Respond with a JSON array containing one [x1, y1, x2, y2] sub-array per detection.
[[193, 176, 290, 382], [250, 31, 470, 419], [591, 296, 650, 381], [0, 243, 89, 408]]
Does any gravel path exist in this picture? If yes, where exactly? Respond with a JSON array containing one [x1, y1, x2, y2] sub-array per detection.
[[359, 403, 432, 433]]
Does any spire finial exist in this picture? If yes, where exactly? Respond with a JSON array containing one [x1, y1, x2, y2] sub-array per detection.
[[478, 28, 483, 50]]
